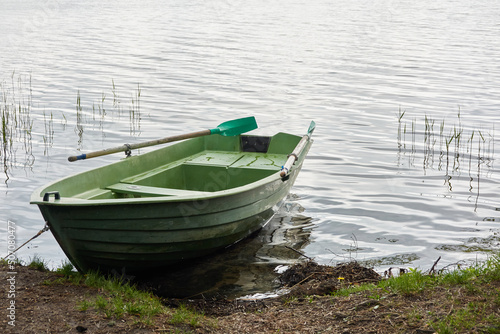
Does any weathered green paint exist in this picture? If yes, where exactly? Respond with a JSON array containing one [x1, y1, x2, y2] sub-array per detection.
[[30, 132, 312, 274]]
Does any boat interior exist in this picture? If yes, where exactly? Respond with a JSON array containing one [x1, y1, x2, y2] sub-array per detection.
[[71, 134, 298, 200]]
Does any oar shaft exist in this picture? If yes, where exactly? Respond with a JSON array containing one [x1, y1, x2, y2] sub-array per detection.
[[280, 120, 315, 177], [127, 129, 211, 150], [68, 129, 210, 162], [280, 134, 310, 177], [68, 116, 258, 162]]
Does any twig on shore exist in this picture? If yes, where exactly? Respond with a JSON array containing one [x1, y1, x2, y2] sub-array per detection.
[[428, 256, 442, 275], [285, 246, 313, 260]]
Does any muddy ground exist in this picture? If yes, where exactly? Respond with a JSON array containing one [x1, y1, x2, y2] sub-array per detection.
[[1, 261, 498, 333]]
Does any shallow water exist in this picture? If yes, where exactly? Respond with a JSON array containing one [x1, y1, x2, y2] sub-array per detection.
[[1, 0, 500, 298]]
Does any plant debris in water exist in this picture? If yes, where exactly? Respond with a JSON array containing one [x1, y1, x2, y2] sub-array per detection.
[[278, 260, 381, 297], [177, 261, 382, 317]]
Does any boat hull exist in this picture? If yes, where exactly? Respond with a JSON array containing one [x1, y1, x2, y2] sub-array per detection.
[[31, 133, 311, 274]]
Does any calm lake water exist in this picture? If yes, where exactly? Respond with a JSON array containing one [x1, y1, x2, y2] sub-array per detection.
[[1, 0, 500, 298]]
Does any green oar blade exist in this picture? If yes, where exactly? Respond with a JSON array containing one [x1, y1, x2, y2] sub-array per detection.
[[210, 116, 258, 136], [307, 120, 316, 136]]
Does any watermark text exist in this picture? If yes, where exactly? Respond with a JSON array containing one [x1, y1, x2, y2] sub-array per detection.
[[5, 220, 17, 327]]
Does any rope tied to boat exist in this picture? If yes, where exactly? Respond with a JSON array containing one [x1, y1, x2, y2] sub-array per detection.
[[1, 223, 50, 261]]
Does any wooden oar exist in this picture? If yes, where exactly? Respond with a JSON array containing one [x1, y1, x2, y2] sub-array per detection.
[[280, 121, 316, 177], [68, 116, 258, 162]]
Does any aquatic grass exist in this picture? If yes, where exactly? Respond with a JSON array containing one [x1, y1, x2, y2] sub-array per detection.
[[129, 83, 141, 136], [77, 299, 92, 312], [112, 79, 119, 108], [1, 107, 8, 159], [169, 304, 204, 327], [27, 254, 49, 271], [423, 114, 437, 169], [0, 257, 22, 266], [101, 92, 106, 116], [55, 260, 76, 277], [94, 92, 107, 133], [75, 90, 84, 148], [2, 74, 147, 181], [439, 256, 500, 285], [397, 107, 405, 149], [42, 109, 54, 155], [397, 110, 495, 210], [78, 271, 167, 322], [71, 80, 145, 149], [397, 110, 494, 170], [94, 295, 109, 310], [379, 268, 435, 296], [61, 111, 67, 128], [0, 72, 38, 180]]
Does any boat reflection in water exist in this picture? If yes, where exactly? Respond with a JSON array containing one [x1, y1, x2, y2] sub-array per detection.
[[137, 200, 313, 299]]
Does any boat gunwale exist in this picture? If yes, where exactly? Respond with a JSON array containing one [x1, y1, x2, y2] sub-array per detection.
[[30, 133, 312, 207], [31, 170, 287, 206]]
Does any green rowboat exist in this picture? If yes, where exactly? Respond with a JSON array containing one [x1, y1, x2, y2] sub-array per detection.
[[30, 122, 314, 274]]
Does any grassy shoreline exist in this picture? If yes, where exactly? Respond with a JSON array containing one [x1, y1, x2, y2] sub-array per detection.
[[2, 256, 500, 333]]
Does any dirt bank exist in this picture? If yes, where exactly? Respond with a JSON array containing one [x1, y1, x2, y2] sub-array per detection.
[[2, 261, 498, 333]]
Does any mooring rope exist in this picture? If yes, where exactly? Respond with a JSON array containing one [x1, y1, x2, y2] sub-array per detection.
[[2, 223, 50, 261]]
